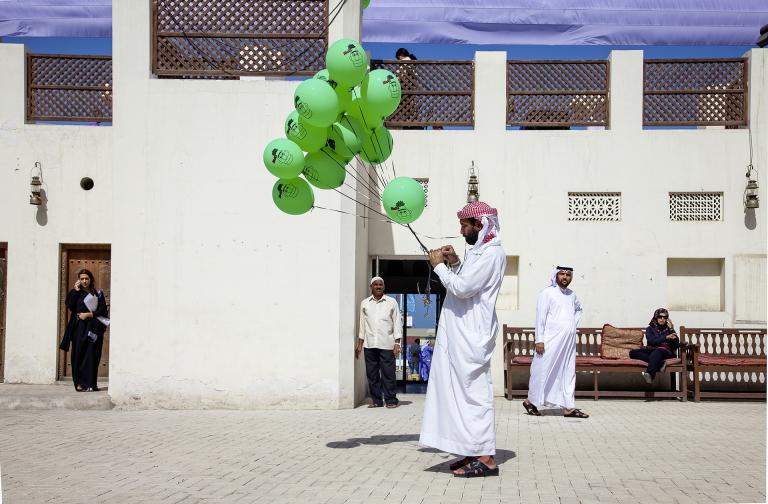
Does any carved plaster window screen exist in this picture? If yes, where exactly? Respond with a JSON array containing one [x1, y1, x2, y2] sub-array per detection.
[[414, 178, 429, 207], [669, 192, 723, 221], [568, 192, 621, 221]]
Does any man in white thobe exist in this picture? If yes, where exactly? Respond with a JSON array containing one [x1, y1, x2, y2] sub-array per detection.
[[523, 266, 589, 418], [421, 201, 506, 478]]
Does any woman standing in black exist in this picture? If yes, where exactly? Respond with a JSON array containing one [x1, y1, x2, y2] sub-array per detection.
[[59, 268, 108, 391]]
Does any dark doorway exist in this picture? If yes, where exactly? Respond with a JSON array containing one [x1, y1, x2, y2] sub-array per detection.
[[373, 258, 445, 393], [58, 245, 111, 381]]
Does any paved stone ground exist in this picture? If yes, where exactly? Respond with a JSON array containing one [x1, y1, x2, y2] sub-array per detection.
[[0, 395, 764, 504]]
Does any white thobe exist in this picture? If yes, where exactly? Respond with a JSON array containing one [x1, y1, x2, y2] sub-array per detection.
[[527, 285, 583, 409], [419, 239, 506, 456]]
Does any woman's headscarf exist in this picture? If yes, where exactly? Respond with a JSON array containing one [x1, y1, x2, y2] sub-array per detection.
[[649, 307, 671, 329]]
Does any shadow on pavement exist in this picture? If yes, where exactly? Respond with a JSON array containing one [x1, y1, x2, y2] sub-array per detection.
[[327, 434, 419, 449]]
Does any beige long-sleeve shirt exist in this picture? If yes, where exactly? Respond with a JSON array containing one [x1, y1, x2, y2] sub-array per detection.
[[358, 295, 403, 350]]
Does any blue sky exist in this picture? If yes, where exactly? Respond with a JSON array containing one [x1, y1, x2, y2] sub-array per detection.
[[3, 36, 755, 60]]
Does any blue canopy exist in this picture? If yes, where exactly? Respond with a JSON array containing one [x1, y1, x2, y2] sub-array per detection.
[[363, 0, 767, 46], [1, 0, 765, 46]]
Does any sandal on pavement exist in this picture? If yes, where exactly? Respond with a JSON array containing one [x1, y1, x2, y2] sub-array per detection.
[[453, 459, 499, 478], [563, 408, 589, 418], [385, 403, 399, 409], [368, 403, 383, 408], [449, 456, 477, 471], [523, 400, 541, 416]]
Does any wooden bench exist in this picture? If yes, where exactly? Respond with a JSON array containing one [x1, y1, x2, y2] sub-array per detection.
[[680, 327, 767, 402], [503, 326, 688, 401]]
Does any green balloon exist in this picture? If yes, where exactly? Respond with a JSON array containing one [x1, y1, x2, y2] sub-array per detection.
[[263, 138, 304, 178], [337, 115, 366, 153], [314, 69, 353, 116], [302, 151, 346, 189], [326, 39, 368, 88], [362, 0, 370, 7], [272, 177, 314, 215], [360, 126, 393, 164], [284, 111, 328, 152], [348, 91, 384, 130], [361, 69, 401, 118], [327, 123, 357, 160], [382, 177, 426, 224], [294, 78, 339, 128]]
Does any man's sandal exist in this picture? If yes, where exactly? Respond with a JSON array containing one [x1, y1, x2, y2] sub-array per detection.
[[523, 400, 541, 416], [368, 403, 383, 408], [449, 456, 477, 471], [453, 459, 499, 478], [563, 408, 589, 418]]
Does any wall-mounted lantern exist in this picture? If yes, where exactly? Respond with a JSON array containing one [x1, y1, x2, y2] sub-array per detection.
[[467, 161, 479, 203], [30, 162, 43, 206], [745, 179, 759, 209], [744, 164, 759, 210]]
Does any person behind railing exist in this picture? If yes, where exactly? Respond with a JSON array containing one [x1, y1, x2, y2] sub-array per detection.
[[630, 308, 679, 383], [394, 48, 424, 130]]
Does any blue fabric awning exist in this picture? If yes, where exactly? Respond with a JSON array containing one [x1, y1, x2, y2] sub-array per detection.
[[0, 0, 111, 37], [1, 0, 766, 46], [362, 0, 768, 46]]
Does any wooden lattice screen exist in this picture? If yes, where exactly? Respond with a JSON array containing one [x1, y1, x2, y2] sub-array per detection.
[[507, 60, 609, 128], [26, 54, 112, 123], [370, 60, 475, 128], [152, 0, 328, 77], [644, 58, 748, 127]]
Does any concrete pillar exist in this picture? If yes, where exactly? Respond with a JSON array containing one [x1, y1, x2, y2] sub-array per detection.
[[608, 50, 644, 132], [0, 43, 27, 127], [473, 51, 507, 132]]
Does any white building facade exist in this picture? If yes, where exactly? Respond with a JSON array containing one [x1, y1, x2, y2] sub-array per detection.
[[0, 2, 765, 408]]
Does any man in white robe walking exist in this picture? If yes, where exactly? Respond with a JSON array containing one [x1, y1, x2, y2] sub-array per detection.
[[523, 266, 589, 418], [420, 201, 506, 478]]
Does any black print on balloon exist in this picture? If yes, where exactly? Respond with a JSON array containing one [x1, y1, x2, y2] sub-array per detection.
[[272, 149, 293, 166], [343, 44, 364, 67], [390, 201, 412, 218], [277, 183, 298, 199], [295, 95, 312, 119], [303, 166, 319, 182], [383, 74, 400, 98], [287, 118, 307, 139], [327, 138, 337, 150]]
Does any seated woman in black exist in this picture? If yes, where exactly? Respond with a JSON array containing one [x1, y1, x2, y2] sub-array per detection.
[[629, 308, 679, 383], [59, 268, 109, 391]]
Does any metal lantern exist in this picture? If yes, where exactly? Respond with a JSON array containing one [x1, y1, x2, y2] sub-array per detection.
[[29, 162, 43, 206], [467, 161, 479, 203], [745, 179, 759, 209]]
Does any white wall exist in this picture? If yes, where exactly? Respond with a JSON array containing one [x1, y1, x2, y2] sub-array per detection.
[[1, 15, 765, 405], [369, 50, 768, 395], [106, 0, 362, 409]]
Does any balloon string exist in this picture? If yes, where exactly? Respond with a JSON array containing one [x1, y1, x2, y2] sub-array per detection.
[[322, 149, 382, 199], [332, 187, 393, 221]]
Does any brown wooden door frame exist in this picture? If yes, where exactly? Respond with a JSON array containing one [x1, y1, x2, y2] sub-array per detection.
[[57, 244, 111, 381], [0, 243, 7, 382]]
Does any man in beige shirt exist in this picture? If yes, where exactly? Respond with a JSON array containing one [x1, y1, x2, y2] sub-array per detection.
[[355, 277, 403, 408]]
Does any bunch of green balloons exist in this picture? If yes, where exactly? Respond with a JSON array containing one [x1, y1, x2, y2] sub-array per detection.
[[264, 38, 421, 222]]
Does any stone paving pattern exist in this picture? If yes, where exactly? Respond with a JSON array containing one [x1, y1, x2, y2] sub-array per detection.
[[0, 396, 764, 503]]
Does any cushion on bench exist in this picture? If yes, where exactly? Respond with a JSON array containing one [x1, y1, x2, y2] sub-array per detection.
[[601, 324, 644, 359], [697, 356, 767, 367]]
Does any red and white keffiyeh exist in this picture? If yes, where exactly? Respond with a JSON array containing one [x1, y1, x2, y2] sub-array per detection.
[[457, 201, 500, 244]]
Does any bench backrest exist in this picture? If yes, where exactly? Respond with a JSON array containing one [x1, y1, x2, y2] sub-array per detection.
[[503, 325, 646, 359], [680, 327, 767, 358]]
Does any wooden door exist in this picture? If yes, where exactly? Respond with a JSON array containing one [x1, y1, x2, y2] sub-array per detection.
[[58, 246, 111, 380], [0, 245, 6, 381]]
